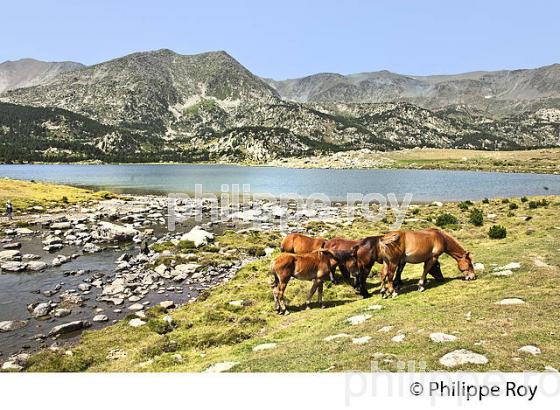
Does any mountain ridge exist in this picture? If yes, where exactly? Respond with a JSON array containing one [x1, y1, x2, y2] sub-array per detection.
[[0, 49, 559, 162]]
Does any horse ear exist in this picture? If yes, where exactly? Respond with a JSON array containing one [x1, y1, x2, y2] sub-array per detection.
[[466, 251, 471, 258]]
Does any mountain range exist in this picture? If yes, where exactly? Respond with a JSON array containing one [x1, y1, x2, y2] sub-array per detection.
[[0, 49, 559, 162]]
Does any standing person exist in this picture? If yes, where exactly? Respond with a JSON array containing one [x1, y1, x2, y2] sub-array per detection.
[[6, 200, 13, 220]]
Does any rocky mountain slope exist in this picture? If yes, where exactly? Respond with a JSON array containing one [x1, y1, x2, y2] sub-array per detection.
[[265, 64, 560, 117], [0, 50, 559, 162], [0, 59, 84, 93]]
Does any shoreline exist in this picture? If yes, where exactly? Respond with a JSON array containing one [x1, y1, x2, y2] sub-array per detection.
[[1, 148, 559, 175]]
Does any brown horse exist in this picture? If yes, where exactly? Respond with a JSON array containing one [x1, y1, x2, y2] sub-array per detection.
[[281, 232, 326, 253], [271, 249, 359, 314], [377, 228, 475, 297], [324, 237, 360, 284]]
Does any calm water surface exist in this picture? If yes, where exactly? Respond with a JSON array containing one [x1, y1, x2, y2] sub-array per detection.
[[0, 164, 558, 201]]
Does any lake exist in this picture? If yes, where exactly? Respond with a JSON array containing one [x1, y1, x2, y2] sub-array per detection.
[[0, 164, 559, 202]]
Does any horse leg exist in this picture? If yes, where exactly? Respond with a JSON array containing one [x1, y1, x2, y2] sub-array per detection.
[[394, 262, 406, 290], [306, 279, 321, 310], [419, 257, 437, 292], [272, 285, 280, 312], [329, 265, 338, 285], [428, 260, 444, 282], [317, 281, 325, 309], [278, 279, 290, 314], [358, 268, 371, 298], [338, 264, 351, 285], [383, 263, 398, 298]]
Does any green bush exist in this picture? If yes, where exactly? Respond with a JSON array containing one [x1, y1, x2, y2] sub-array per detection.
[[501, 198, 510, 204], [520, 196, 528, 203], [509, 202, 518, 210], [469, 208, 484, 226], [458, 201, 470, 211], [528, 199, 548, 209], [61, 196, 69, 203], [482, 198, 490, 204], [488, 225, 507, 239], [436, 213, 459, 227]]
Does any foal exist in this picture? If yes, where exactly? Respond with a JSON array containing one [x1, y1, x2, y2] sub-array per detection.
[[271, 249, 358, 314]]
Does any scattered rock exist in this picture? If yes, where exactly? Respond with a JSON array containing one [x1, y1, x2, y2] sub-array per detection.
[[93, 221, 139, 242], [496, 298, 525, 305], [128, 303, 144, 312], [430, 332, 458, 343], [51, 222, 72, 230], [27, 261, 48, 271], [473, 262, 485, 273], [0, 250, 21, 261], [48, 320, 90, 337], [391, 334, 406, 343], [78, 283, 92, 292], [324, 333, 351, 342], [159, 300, 175, 309], [32, 302, 52, 318], [0, 320, 28, 332], [204, 361, 239, 373], [366, 304, 384, 311], [53, 308, 71, 318], [128, 318, 146, 327], [1, 261, 28, 272], [93, 314, 109, 322], [346, 314, 372, 325], [181, 226, 214, 247], [378, 326, 394, 333], [518, 345, 541, 356], [492, 269, 513, 276], [352, 336, 371, 344], [495, 262, 521, 271], [82, 243, 102, 253], [439, 349, 488, 367], [252, 343, 277, 352]]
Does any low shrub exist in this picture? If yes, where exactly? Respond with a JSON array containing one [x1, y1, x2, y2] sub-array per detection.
[[436, 213, 459, 227], [521, 196, 528, 203], [488, 225, 507, 239], [469, 208, 484, 226], [509, 202, 518, 210]]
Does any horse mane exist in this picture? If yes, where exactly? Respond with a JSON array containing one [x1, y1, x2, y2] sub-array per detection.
[[437, 229, 466, 257]]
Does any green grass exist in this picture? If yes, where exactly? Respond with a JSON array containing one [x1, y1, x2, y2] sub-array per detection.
[[0, 178, 117, 214], [25, 196, 560, 372]]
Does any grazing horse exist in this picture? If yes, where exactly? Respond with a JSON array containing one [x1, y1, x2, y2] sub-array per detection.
[[281, 232, 326, 253], [377, 228, 476, 297], [271, 249, 358, 314], [324, 237, 360, 284], [346, 233, 402, 297]]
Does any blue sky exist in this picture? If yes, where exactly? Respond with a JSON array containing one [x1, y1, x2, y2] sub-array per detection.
[[2, 0, 559, 79]]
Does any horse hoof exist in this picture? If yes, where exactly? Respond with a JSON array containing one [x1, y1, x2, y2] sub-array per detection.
[[321, 305, 326, 309], [283, 310, 290, 315], [305, 305, 311, 310], [391, 292, 398, 298], [418, 286, 425, 292]]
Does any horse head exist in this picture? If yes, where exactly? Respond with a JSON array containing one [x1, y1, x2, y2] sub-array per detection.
[[458, 251, 476, 280], [318, 248, 360, 275]]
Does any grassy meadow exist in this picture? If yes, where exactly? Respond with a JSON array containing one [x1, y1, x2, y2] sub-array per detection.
[[25, 194, 560, 372], [0, 178, 116, 213]]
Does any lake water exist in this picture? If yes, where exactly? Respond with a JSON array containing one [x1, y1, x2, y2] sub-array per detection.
[[1, 164, 559, 202]]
